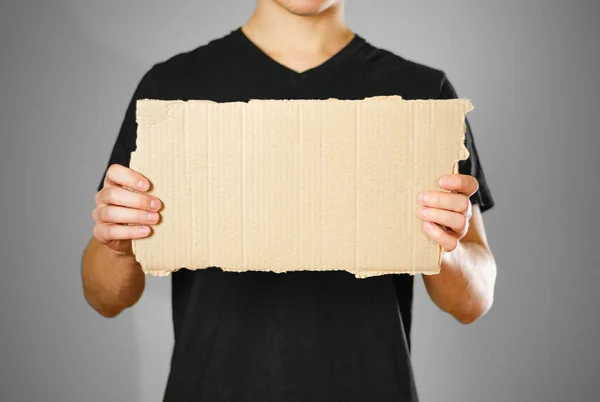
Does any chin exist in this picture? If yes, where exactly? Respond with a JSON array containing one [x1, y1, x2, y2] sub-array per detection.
[[274, 0, 340, 16]]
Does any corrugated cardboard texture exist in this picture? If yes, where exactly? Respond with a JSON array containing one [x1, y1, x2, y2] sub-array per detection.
[[130, 96, 472, 278]]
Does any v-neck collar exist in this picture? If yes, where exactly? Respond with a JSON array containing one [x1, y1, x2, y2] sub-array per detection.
[[232, 27, 365, 80]]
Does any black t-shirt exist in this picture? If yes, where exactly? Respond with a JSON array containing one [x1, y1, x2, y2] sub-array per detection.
[[97, 28, 494, 402]]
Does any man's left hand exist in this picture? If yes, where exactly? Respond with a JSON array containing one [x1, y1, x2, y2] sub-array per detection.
[[417, 174, 479, 252]]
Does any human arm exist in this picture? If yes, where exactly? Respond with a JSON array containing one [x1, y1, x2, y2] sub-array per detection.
[[81, 164, 162, 317], [82, 238, 144, 318], [417, 175, 497, 324], [81, 67, 161, 317], [417, 74, 497, 323]]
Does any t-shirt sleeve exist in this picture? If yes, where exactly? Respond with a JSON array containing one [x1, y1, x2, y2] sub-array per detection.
[[439, 75, 495, 212], [96, 67, 159, 192]]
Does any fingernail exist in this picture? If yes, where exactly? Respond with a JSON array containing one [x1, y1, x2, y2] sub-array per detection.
[[417, 207, 427, 218], [140, 226, 150, 235], [148, 212, 159, 222], [439, 176, 450, 187], [138, 180, 148, 191], [418, 192, 427, 202], [424, 222, 434, 231], [150, 199, 160, 210]]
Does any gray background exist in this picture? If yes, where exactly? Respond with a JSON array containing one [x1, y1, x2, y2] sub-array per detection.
[[1, 0, 598, 401]]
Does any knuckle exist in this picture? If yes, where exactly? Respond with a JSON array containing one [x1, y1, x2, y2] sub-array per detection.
[[111, 187, 127, 205], [460, 197, 470, 213], [107, 163, 120, 175], [136, 194, 147, 210], [466, 201, 473, 217], [100, 206, 114, 222], [105, 225, 118, 240], [106, 165, 116, 179], [93, 225, 103, 241], [100, 188, 113, 204], [103, 187, 115, 204]]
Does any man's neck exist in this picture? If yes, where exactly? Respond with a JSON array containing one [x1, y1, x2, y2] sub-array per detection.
[[242, 0, 354, 73]]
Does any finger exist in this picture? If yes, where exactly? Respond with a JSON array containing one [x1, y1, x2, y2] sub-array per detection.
[[93, 223, 151, 242], [96, 186, 162, 211], [417, 207, 467, 233], [418, 191, 470, 214], [93, 205, 160, 225], [423, 222, 458, 252], [439, 174, 479, 196], [104, 164, 151, 192]]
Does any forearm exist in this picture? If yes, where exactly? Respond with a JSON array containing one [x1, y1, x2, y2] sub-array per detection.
[[81, 238, 145, 317], [423, 240, 496, 324]]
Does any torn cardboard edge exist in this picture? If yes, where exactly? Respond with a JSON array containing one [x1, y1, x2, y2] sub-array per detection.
[[131, 96, 473, 278], [139, 265, 441, 279]]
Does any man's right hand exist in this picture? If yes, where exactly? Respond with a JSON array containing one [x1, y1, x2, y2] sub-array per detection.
[[92, 164, 162, 254]]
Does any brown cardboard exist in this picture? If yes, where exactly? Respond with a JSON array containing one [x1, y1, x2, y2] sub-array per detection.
[[130, 96, 472, 278]]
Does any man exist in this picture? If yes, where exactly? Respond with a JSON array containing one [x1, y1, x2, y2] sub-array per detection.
[[82, 0, 497, 400]]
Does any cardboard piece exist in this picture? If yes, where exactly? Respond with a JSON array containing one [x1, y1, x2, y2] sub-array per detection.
[[130, 96, 472, 278]]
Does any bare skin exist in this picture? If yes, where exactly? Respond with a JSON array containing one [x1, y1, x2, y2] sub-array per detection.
[[417, 175, 497, 324], [82, 0, 496, 323], [82, 164, 161, 317]]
